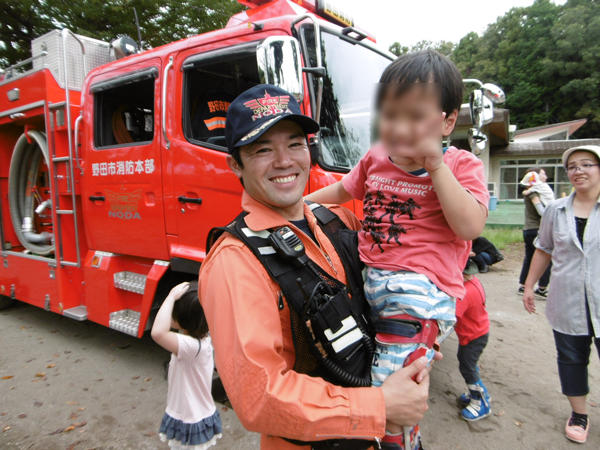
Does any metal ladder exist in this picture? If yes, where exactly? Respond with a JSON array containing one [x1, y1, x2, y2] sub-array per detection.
[[48, 29, 87, 268]]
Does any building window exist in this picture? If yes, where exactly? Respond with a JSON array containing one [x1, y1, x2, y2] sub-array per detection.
[[499, 158, 571, 200]]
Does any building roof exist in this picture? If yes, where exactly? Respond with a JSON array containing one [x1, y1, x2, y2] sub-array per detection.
[[492, 138, 600, 156], [514, 118, 587, 140]]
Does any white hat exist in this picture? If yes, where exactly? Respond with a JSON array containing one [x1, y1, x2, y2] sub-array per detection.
[[562, 145, 600, 167]]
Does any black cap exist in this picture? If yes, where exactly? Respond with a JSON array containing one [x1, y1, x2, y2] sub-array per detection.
[[225, 84, 319, 152]]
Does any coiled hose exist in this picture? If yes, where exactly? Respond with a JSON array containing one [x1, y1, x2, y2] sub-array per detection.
[[8, 131, 54, 255]]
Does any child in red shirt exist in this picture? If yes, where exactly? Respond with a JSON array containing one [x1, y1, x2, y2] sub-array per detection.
[[307, 50, 489, 449], [455, 259, 491, 421]]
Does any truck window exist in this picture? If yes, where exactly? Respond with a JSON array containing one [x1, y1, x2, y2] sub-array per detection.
[[92, 68, 157, 148], [182, 45, 260, 148], [301, 27, 392, 171]]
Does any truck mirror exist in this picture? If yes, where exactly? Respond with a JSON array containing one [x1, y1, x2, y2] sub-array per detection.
[[469, 89, 494, 129], [257, 36, 304, 101], [468, 127, 488, 155], [482, 83, 505, 104]]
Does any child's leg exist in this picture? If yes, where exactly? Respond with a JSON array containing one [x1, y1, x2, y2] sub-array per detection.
[[457, 334, 491, 421], [457, 334, 489, 385], [365, 268, 456, 449]]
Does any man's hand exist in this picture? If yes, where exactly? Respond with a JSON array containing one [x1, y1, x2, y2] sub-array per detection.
[[381, 356, 431, 432]]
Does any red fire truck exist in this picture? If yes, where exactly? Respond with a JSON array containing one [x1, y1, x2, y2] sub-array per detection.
[[0, 0, 398, 336]]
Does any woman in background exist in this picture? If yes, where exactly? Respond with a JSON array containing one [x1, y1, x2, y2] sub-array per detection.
[[523, 145, 600, 444]]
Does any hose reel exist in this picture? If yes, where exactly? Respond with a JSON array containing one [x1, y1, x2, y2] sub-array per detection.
[[8, 130, 55, 255]]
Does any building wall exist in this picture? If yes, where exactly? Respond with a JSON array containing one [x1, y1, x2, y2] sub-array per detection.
[[488, 153, 569, 200]]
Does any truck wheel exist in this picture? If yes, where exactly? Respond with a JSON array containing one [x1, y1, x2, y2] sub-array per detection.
[[0, 295, 15, 310]]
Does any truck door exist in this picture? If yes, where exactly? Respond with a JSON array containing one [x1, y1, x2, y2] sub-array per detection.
[[81, 61, 168, 260], [162, 43, 262, 265]]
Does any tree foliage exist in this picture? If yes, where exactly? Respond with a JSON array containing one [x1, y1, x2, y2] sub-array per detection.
[[0, 0, 244, 67], [389, 0, 599, 138], [389, 40, 455, 57], [451, 0, 600, 138]]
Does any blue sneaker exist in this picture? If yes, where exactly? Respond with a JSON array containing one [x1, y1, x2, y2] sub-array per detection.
[[461, 381, 492, 421], [458, 379, 491, 406]]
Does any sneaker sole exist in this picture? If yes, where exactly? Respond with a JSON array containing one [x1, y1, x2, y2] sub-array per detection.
[[565, 435, 587, 444], [461, 410, 492, 422]]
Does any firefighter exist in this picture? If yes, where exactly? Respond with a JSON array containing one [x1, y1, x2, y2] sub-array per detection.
[[199, 84, 435, 450]]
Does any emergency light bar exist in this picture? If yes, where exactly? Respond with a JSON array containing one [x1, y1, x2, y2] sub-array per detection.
[[241, 0, 355, 28], [315, 0, 354, 27]]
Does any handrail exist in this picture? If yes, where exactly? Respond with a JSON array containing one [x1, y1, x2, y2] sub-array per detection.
[[74, 114, 83, 175], [62, 28, 87, 74], [162, 56, 174, 149], [291, 14, 323, 124], [61, 28, 83, 267], [3, 51, 48, 78]]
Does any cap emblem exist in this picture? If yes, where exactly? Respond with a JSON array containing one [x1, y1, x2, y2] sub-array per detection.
[[243, 91, 292, 121]]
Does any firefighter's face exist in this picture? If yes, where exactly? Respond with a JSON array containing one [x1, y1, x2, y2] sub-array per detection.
[[228, 120, 310, 220]]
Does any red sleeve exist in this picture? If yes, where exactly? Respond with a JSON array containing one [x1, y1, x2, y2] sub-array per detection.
[[342, 149, 370, 200], [449, 149, 490, 211]]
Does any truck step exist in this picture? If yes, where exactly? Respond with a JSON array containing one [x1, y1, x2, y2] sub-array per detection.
[[109, 309, 141, 337], [63, 305, 88, 321], [113, 271, 146, 295]]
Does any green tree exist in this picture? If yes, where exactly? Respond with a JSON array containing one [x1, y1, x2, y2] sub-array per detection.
[[451, 0, 600, 137], [0, 0, 244, 67], [389, 42, 409, 57], [389, 40, 455, 57]]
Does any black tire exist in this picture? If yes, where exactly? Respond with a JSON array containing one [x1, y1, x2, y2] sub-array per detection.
[[0, 295, 15, 310]]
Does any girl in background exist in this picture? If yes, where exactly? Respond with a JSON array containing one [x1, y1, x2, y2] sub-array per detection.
[[151, 282, 222, 449]]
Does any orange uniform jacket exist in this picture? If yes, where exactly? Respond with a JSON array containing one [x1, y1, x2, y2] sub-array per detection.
[[199, 192, 386, 449]]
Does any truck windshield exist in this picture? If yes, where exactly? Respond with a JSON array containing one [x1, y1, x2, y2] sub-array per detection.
[[302, 28, 392, 170]]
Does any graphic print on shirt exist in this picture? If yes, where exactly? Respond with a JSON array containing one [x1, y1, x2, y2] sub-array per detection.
[[363, 189, 423, 253]]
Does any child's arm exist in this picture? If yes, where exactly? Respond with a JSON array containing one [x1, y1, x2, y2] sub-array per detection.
[[304, 180, 353, 205], [429, 165, 487, 240], [388, 113, 487, 240], [529, 193, 546, 216], [150, 282, 190, 355]]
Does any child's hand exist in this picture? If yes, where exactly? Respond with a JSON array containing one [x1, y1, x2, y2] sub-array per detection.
[[411, 112, 446, 173], [167, 282, 190, 302], [388, 112, 446, 173]]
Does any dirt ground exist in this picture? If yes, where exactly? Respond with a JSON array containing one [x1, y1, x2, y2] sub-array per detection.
[[1, 243, 599, 449]]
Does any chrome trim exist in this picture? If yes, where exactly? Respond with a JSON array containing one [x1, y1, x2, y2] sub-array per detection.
[[162, 56, 174, 150], [291, 14, 323, 123], [61, 28, 83, 268], [0, 100, 45, 119], [74, 114, 83, 174], [2, 250, 55, 263]]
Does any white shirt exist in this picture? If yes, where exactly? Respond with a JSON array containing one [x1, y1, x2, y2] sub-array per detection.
[[165, 334, 216, 423]]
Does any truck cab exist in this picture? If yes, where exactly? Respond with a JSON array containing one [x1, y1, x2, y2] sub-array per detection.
[[0, 0, 394, 336]]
